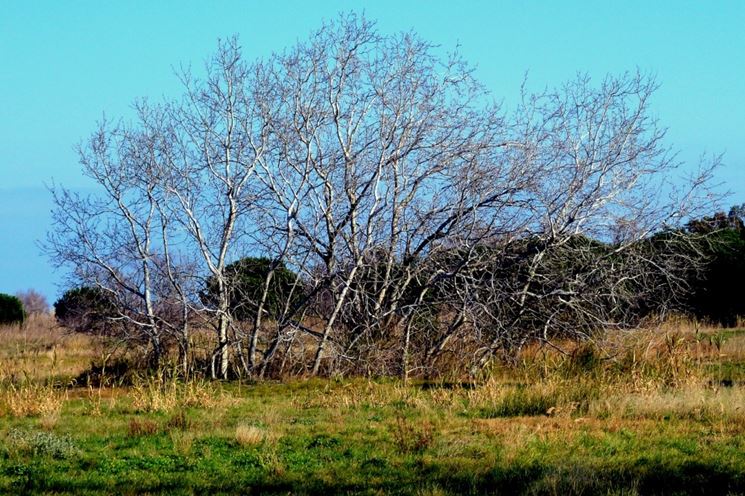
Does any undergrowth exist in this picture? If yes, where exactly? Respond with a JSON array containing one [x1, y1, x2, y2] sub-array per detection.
[[0, 319, 743, 494]]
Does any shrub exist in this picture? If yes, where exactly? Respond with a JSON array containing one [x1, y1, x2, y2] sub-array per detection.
[[480, 387, 556, 418], [165, 411, 191, 431], [53, 286, 118, 334], [686, 212, 745, 326], [128, 419, 159, 436], [390, 414, 435, 454], [200, 257, 303, 322], [6, 429, 77, 459], [0, 293, 26, 326], [568, 342, 602, 374]]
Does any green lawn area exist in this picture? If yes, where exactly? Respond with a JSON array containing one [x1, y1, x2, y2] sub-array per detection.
[[2, 324, 745, 495], [1, 377, 744, 495]]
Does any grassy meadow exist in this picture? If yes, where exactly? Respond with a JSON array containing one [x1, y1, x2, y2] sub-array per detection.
[[0, 317, 744, 495]]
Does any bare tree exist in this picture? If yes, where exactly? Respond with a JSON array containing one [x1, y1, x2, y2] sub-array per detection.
[[45, 15, 718, 379], [15, 289, 50, 316], [459, 73, 720, 369], [45, 39, 270, 379], [155, 38, 268, 379], [45, 117, 168, 365], [248, 18, 719, 377], [248, 14, 533, 377]]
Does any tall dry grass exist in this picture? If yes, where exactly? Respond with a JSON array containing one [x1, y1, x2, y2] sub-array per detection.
[[130, 369, 226, 413], [0, 316, 72, 417], [296, 317, 745, 432], [463, 320, 745, 427], [0, 315, 98, 380], [0, 313, 743, 426]]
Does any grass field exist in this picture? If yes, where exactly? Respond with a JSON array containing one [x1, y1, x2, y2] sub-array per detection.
[[0, 317, 744, 495]]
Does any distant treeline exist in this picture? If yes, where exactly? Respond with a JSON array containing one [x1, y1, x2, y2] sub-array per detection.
[[682, 206, 745, 326]]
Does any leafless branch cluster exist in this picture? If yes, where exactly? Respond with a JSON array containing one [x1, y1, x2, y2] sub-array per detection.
[[15, 289, 50, 316], [44, 15, 718, 379]]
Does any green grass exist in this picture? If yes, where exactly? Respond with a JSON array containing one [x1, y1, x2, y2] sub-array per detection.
[[1, 322, 745, 494], [707, 328, 745, 340], [0, 378, 744, 495]]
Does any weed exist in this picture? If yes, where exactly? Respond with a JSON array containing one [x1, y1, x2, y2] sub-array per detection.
[[0, 381, 65, 418], [170, 431, 195, 456], [235, 424, 266, 447], [39, 412, 59, 431], [390, 414, 435, 454], [6, 428, 78, 459], [480, 386, 555, 418], [130, 371, 219, 413], [164, 410, 191, 431], [128, 418, 159, 436]]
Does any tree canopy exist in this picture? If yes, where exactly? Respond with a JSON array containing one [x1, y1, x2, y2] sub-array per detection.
[[44, 14, 720, 378]]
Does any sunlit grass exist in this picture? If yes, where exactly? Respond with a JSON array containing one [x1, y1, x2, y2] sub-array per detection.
[[0, 318, 743, 494]]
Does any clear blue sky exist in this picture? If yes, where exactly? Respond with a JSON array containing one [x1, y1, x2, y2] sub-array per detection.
[[1, 0, 744, 301]]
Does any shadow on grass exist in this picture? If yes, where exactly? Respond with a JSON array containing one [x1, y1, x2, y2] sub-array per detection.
[[4, 456, 743, 495], [416, 381, 478, 391]]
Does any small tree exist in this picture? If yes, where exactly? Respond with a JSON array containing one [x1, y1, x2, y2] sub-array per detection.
[[15, 289, 50, 316], [0, 293, 26, 326], [54, 287, 118, 334], [199, 257, 305, 376]]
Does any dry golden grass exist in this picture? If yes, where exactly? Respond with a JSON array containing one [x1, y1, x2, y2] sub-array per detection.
[[39, 412, 60, 431], [0, 317, 94, 417], [130, 372, 225, 413], [593, 386, 745, 423], [281, 318, 745, 441], [0, 316, 98, 381], [0, 312, 743, 433], [235, 424, 266, 447], [0, 381, 66, 418], [0, 313, 742, 495]]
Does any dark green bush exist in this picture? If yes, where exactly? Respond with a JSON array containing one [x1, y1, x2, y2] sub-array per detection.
[[568, 342, 602, 374], [684, 206, 745, 326], [200, 257, 303, 322], [0, 293, 26, 326], [54, 286, 118, 334]]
